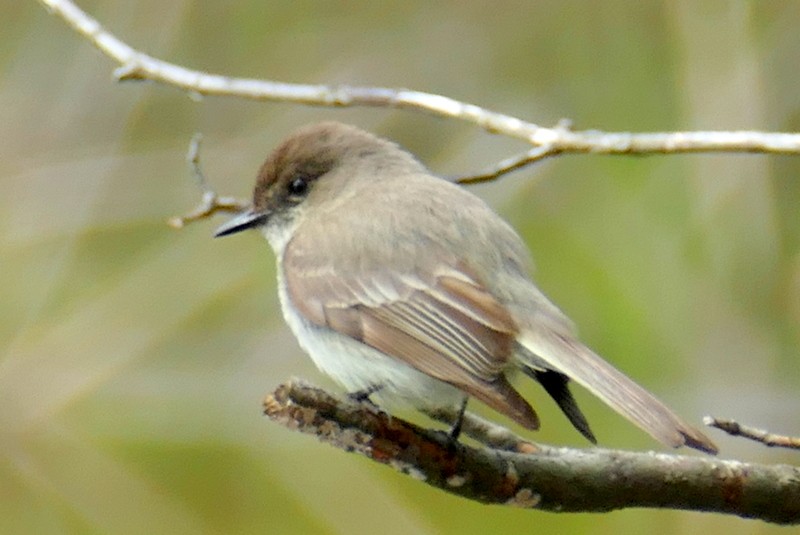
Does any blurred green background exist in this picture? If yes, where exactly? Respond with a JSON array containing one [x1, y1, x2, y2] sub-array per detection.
[[2, 1, 799, 533]]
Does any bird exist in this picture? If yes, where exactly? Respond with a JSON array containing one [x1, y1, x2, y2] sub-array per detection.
[[214, 121, 717, 454]]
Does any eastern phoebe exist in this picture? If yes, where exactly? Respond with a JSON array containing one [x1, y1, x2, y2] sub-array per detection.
[[215, 122, 717, 454]]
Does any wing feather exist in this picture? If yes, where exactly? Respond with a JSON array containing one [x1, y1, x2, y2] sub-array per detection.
[[284, 236, 539, 429]]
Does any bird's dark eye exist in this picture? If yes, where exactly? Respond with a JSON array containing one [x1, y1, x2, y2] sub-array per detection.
[[287, 176, 308, 198]]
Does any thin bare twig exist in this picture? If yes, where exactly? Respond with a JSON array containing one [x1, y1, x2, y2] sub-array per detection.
[[704, 417, 800, 451], [167, 134, 247, 228], [186, 133, 209, 191], [266, 380, 800, 524], [39, 0, 800, 171], [455, 144, 561, 184]]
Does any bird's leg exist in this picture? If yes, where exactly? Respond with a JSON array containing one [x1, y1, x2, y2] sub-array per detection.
[[448, 396, 470, 441], [347, 383, 383, 406]]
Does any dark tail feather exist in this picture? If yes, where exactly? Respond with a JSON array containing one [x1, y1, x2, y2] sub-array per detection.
[[523, 368, 597, 444]]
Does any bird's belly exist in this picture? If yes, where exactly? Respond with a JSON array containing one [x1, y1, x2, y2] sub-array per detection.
[[276, 278, 464, 411]]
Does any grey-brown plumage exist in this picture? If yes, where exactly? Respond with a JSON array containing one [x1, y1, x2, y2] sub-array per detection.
[[215, 121, 717, 454]]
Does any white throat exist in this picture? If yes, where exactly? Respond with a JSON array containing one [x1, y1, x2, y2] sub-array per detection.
[[260, 215, 300, 256]]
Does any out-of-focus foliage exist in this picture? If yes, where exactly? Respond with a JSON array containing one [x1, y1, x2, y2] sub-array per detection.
[[1, 1, 798, 533]]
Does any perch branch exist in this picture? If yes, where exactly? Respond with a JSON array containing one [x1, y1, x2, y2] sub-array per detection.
[[39, 0, 800, 182], [705, 417, 800, 450], [420, 407, 538, 453], [265, 380, 800, 525]]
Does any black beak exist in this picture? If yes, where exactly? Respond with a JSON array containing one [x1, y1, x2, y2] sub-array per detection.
[[214, 210, 268, 237]]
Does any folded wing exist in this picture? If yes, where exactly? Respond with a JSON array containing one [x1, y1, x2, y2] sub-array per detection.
[[284, 233, 540, 430]]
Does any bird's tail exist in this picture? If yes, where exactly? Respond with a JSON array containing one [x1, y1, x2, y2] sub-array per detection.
[[517, 328, 717, 454]]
